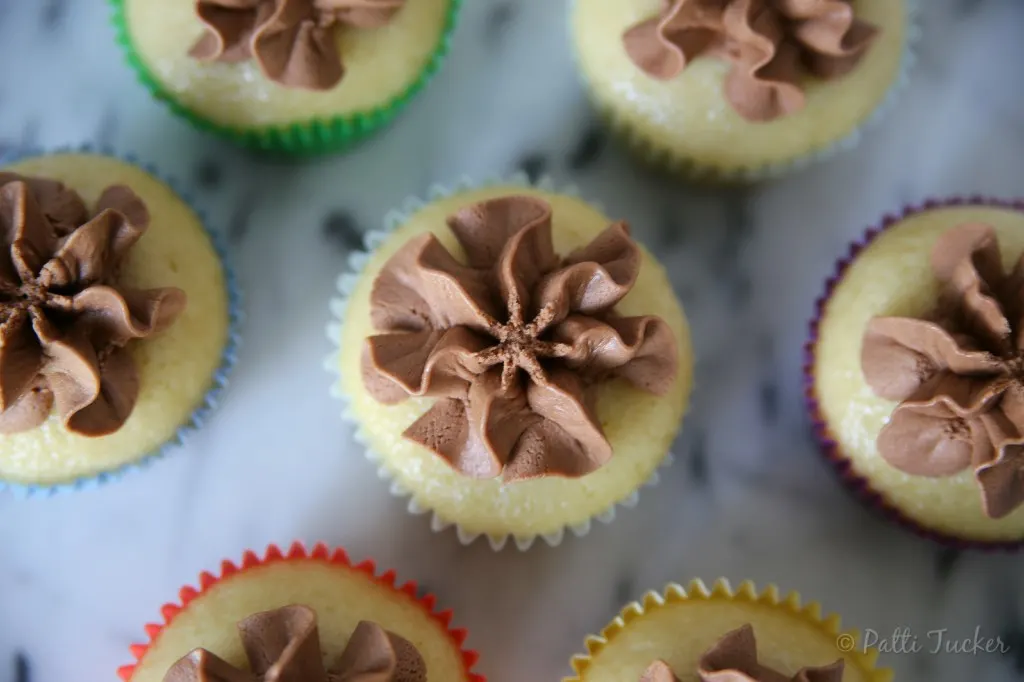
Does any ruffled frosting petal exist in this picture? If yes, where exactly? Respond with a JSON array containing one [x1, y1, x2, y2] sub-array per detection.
[[553, 314, 678, 394], [0, 381, 52, 434], [776, 0, 879, 77], [362, 327, 489, 403], [190, 0, 268, 63], [71, 286, 187, 345], [447, 196, 558, 326], [877, 401, 978, 477], [972, 388, 1024, 518], [622, 0, 723, 79], [697, 624, 844, 682], [504, 368, 611, 481], [369, 233, 498, 332], [0, 308, 43, 412], [38, 187, 149, 290], [191, 0, 407, 90], [976, 445, 1024, 520], [447, 195, 554, 270], [622, 0, 878, 122], [253, 0, 344, 90], [403, 396, 496, 477], [164, 649, 257, 682], [0, 173, 87, 235], [931, 222, 1014, 353], [536, 221, 641, 320], [721, 0, 805, 123], [489, 200, 559, 324], [2, 180, 60, 283], [862, 317, 1003, 402], [335, 621, 426, 682], [237, 605, 328, 681], [31, 312, 110, 436]]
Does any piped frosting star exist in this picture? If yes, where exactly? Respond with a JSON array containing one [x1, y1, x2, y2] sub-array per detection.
[[361, 196, 678, 482]]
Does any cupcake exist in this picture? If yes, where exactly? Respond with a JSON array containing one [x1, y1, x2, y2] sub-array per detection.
[[327, 178, 694, 550], [119, 543, 483, 681], [111, 0, 462, 155], [0, 149, 239, 495], [570, 0, 915, 181], [807, 197, 1024, 549], [565, 579, 891, 682]]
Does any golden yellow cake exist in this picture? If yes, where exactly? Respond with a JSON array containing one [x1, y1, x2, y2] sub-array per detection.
[[333, 185, 694, 548], [570, 0, 911, 178], [566, 579, 890, 682], [121, 544, 481, 682], [0, 153, 231, 489], [811, 200, 1024, 545], [114, 0, 460, 153]]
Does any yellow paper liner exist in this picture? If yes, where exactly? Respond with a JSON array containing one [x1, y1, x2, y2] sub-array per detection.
[[564, 578, 892, 682]]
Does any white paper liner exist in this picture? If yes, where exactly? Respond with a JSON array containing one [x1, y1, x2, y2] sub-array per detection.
[[324, 172, 677, 551], [567, 0, 921, 182]]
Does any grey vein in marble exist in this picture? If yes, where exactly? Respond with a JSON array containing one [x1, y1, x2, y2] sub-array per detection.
[[0, 2, 1023, 682]]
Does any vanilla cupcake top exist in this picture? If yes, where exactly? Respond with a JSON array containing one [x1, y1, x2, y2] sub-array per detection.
[[640, 624, 842, 682], [164, 604, 426, 682], [622, 0, 879, 121], [190, 0, 408, 90], [861, 222, 1024, 520], [360, 195, 678, 482], [0, 172, 186, 436]]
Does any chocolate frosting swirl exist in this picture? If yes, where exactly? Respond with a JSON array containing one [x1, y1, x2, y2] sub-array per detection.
[[862, 222, 1024, 519], [0, 173, 186, 436], [190, 0, 407, 90], [361, 196, 678, 482], [623, 0, 879, 122], [639, 624, 844, 682], [164, 604, 426, 682]]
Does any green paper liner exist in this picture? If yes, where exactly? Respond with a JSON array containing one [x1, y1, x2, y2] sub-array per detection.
[[109, 0, 462, 157]]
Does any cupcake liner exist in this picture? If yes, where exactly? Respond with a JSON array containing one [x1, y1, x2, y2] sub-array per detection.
[[565, 578, 892, 682], [0, 144, 243, 498], [117, 542, 485, 682], [324, 172, 678, 551], [803, 195, 1024, 552], [569, 0, 920, 183], [108, 0, 462, 157]]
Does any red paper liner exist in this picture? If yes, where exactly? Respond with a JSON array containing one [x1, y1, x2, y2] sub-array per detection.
[[118, 542, 486, 681], [803, 195, 1024, 552]]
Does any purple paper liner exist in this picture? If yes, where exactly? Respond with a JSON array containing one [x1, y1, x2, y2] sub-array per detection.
[[803, 195, 1024, 552]]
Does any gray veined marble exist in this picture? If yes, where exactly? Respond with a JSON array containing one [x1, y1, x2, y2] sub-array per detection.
[[1, 1, 1024, 681]]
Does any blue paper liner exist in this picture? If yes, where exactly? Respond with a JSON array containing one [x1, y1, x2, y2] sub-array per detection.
[[0, 144, 243, 498]]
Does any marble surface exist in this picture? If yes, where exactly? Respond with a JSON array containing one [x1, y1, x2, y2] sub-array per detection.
[[1, 1, 1024, 681]]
